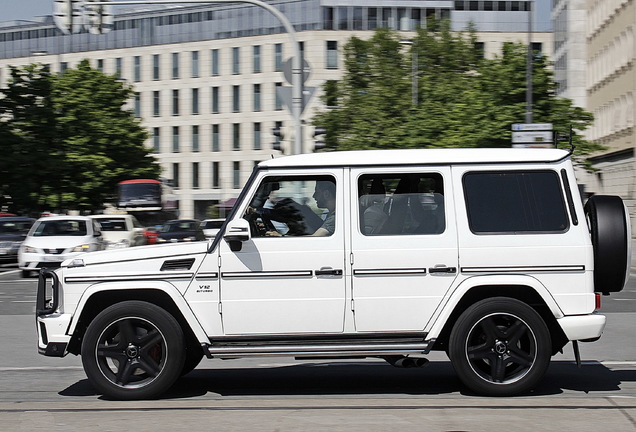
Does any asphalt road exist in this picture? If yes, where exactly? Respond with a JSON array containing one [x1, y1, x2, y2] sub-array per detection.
[[1, 263, 636, 430]]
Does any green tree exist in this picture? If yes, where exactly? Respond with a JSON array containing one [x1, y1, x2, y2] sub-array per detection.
[[313, 22, 600, 158], [0, 60, 160, 214]]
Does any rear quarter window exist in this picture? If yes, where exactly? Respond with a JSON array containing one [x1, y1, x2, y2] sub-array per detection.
[[463, 170, 569, 234]]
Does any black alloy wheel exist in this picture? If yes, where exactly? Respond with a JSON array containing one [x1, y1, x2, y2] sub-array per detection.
[[449, 297, 551, 396], [81, 301, 185, 400]]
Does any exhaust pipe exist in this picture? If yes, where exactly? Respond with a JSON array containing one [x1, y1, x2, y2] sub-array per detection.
[[384, 356, 429, 368]]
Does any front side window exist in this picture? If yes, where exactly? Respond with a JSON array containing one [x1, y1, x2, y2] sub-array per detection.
[[245, 175, 336, 237], [463, 170, 569, 234], [358, 173, 445, 236]]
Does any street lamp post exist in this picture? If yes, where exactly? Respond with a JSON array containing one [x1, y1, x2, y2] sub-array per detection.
[[88, 0, 304, 154], [526, 0, 534, 124], [399, 39, 418, 107]]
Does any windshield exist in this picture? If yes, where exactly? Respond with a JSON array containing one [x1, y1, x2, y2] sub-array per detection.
[[0, 220, 33, 234], [96, 218, 128, 231], [162, 221, 197, 233], [32, 220, 88, 237], [203, 220, 224, 229]]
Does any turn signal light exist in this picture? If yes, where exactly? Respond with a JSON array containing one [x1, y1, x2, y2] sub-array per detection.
[[595, 293, 601, 310]]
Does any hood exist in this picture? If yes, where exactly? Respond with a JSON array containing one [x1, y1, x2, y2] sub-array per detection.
[[63, 241, 209, 268], [24, 235, 96, 250]]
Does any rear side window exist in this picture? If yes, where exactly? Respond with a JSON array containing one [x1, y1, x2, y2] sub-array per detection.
[[463, 171, 569, 234]]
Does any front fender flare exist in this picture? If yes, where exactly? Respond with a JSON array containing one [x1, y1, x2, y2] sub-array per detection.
[[68, 280, 209, 343]]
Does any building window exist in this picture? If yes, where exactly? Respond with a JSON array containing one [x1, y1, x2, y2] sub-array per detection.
[[274, 43, 283, 72], [152, 127, 160, 153], [191, 51, 199, 77], [211, 86, 219, 113], [134, 55, 141, 82], [253, 122, 261, 150], [232, 47, 240, 74], [232, 123, 241, 150], [173, 163, 180, 188], [115, 58, 122, 78], [153, 54, 160, 80], [233, 161, 240, 189], [323, 7, 334, 30], [153, 91, 160, 116], [275, 82, 283, 110], [134, 92, 141, 117], [172, 126, 180, 152], [232, 85, 240, 112], [172, 89, 179, 116], [212, 124, 220, 151], [326, 41, 338, 69], [192, 88, 199, 115], [273, 120, 283, 150], [192, 162, 199, 189], [192, 125, 199, 152], [253, 45, 261, 73], [211, 49, 219, 76], [212, 161, 219, 188], [253, 83, 261, 111], [60, 62, 68, 73], [97, 59, 104, 71], [172, 52, 179, 79]]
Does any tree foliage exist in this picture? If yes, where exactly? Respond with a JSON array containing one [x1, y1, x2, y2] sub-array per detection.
[[0, 60, 159, 214], [313, 21, 600, 159]]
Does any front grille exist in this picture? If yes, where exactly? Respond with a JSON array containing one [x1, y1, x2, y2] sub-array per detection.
[[44, 248, 65, 255], [0, 241, 12, 248]]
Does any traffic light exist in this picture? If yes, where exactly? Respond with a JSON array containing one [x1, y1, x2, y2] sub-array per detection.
[[53, 0, 84, 35], [312, 126, 327, 152], [85, 0, 114, 34], [271, 124, 292, 154]]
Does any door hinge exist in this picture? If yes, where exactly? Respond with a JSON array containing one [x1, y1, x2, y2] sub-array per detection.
[[218, 255, 222, 268], [351, 299, 355, 311], [350, 252, 354, 265], [218, 302, 222, 314]]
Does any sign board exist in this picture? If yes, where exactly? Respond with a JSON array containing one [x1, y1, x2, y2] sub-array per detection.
[[276, 86, 316, 115], [511, 131, 553, 144], [282, 58, 311, 85], [512, 123, 553, 131]]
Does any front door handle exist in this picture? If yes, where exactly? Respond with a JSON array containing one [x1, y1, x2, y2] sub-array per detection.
[[428, 266, 457, 274], [315, 268, 343, 276]]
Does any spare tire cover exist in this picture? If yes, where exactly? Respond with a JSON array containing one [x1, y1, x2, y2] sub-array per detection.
[[584, 195, 630, 293]]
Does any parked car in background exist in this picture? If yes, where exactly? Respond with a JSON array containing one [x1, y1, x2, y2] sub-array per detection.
[[0, 217, 35, 263], [18, 215, 103, 277], [156, 219, 205, 243], [143, 226, 161, 245], [90, 214, 146, 249], [200, 218, 225, 238]]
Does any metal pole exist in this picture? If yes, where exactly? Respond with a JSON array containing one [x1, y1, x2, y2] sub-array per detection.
[[525, 0, 533, 124], [91, 0, 303, 154]]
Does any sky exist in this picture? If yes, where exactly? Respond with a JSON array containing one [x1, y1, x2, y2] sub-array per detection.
[[1, 0, 554, 30]]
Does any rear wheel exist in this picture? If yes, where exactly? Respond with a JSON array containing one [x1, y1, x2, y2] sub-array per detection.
[[449, 297, 551, 396], [81, 301, 185, 400]]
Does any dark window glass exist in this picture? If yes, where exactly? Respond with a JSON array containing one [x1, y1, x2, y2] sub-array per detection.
[[357, 173, 445, 236], [463, 171, 569, 234]]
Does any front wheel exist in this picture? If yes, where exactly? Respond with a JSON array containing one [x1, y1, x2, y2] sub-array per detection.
[[449, 297, 551, 396], [81, 301, 185, 400]]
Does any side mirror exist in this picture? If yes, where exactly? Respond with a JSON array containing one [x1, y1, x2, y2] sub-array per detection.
[[93, 231, 102, 237], [224, 218, 251, 243]]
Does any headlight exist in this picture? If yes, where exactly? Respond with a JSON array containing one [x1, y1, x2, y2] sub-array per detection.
[[23, 245, 38, 253], [71, 244, 92, 252]]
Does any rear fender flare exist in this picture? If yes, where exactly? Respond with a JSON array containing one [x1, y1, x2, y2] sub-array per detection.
[[425, 274, 564, 340]]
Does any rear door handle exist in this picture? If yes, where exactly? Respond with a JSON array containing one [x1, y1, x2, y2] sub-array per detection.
[[428, 266, 457, 274], [315, 268, 343, 276]]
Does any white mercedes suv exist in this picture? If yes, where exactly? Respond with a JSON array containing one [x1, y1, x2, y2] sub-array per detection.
[[35, 148, 631, 399]]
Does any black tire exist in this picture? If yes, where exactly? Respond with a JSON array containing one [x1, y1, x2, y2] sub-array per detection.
[[81, 301, 185, 400], [585, 195, 630, 293], [21, 270, 31, 278], [449, 297, 551, 396]]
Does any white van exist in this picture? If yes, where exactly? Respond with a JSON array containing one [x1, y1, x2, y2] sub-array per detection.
[[35, 148, 630, 399]]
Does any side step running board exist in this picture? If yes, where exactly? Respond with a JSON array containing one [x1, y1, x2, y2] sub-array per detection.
[[204, 341, 434, 359]]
